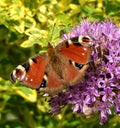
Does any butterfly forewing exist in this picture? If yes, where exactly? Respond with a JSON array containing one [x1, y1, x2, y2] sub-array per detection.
[[10, 54, 48, 89], [58, 36, 92, 64]]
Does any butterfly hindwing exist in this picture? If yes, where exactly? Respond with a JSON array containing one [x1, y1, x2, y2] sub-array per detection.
[[39, 64, 64, 95]]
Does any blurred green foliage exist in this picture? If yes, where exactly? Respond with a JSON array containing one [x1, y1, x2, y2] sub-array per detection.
[[1, 0, 120, 127]]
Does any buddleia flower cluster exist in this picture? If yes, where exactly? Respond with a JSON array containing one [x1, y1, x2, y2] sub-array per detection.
[[49, 20, 120, 125]]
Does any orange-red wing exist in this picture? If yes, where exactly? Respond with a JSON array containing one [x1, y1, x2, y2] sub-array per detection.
[[41, 66, 64, 95], [58, 43, 91, 64], [57, 36, 92, 64], [22, 55, 48, 89]]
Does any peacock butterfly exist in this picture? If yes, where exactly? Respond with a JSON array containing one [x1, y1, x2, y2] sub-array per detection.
[[10, 36, 92, 95]]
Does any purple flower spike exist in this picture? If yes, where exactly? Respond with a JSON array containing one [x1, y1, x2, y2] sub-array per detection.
[[49, 20, 120, 125]]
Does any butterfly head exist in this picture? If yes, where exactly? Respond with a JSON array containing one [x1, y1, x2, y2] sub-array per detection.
[[47, 42, 57, 58], [48, 42, 56, 48]]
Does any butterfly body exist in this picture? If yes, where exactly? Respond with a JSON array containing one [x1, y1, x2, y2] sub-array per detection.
[[10, 36, 92, 95]]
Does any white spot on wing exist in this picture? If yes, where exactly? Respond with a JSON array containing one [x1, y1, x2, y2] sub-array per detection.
[[78, 36, 83, 42], [82, 53, 85, 56], [84, 47, 87, 51], [43, 74, 48, 81], [29, 58, 34, 65], [71, 61, 75, 66], [68, 39, 72, 44]]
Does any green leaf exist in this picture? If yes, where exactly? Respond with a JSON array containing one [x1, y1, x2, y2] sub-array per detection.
[[25, 28, 46, 37], [13, 86, 37, 102], [20, 38, 39, 48], [25, 16, 36, 28], [55, 13, 72, 26], [21, 29, 48, 48]]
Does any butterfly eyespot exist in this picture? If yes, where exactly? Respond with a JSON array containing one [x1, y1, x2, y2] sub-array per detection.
[[70, 37, 82, 46], [69, 60, 83, 69], [78, 36, 93, 47], [75, 63, 83, 69], [40, 78, 47, 88], [82, 36, 90, 42], [71, 37, 78, 42], [15, 68, 24, 76]]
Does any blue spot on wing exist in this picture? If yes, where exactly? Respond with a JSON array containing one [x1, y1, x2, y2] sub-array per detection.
[[75, 63, 83, 69], [40, 79, 47, 88]]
